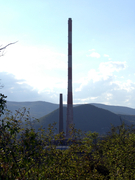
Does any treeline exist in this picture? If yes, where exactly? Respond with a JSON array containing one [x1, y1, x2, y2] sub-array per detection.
[[0, 94, 135, 179]]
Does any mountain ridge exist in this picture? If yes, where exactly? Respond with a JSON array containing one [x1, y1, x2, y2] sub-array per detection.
[[91, 103, 135, 115], [4, 101, 135, 135], [31, 104, 132, 136], [5, 101, 135, 119]]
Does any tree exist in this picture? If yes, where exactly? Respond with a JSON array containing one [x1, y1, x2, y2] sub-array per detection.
[[0, 93, 7, 116], [0, 41, 18, 57], [0, 41, 18, 111], [0, 41, 18, 88]]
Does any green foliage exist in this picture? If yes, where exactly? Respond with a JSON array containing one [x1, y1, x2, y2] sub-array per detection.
[[0, 95, 135, 179], [0, 93, 7, 116]]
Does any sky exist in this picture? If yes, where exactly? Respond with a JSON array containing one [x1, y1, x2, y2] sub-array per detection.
[[0, 0, 135, 108]]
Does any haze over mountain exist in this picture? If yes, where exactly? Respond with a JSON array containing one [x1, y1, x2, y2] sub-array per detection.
[[5, 101, 135, 120], [31, 104, 132, 136], [6, 101, 59, 119], [91, 103, 135, 115], [3, 101, 135, 135]]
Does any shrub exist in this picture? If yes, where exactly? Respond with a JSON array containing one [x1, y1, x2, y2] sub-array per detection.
[[0, 95, 135, 179]]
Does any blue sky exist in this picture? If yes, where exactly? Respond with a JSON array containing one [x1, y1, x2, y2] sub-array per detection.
[[0, 0, 135, 108]]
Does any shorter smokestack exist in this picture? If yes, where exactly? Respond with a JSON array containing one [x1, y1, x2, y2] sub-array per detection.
[[59, 93, 63, 133]]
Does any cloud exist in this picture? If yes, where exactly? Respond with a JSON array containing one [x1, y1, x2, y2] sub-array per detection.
[[2, 44, 67, 71], [1, 60, 135, 108], [87, 52, 101, 58], [74, 61, 135, 107], [0, 72, 66, 103], [74, 77, 135, 107], [99, 61, 127, 77], [104, 54, 109, 57], [75, 61, 127, 92], [89, 49, 95, 52], [0, 44, 67, 91], [104, 54, 112, 60], [1, 42, 134, 108]]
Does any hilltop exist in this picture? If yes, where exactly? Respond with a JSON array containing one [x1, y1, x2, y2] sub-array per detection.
[[5, 101, 135, 119], [31, 104, 132, 135]]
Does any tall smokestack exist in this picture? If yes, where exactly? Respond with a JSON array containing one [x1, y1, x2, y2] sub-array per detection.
[[66, 18, 73, 138], [59, 93, 63, 134]]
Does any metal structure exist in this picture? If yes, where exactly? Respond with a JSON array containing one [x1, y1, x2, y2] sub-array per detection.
[[59, 93, 63, 133], [66, 18, 73, 138]]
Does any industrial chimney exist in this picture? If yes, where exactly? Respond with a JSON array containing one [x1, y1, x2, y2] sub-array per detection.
[[66, 18, 73, 138], [59, 93, 63, 134]]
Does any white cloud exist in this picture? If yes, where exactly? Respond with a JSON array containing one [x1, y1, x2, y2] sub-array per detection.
[[75, 61, 127, 92], [87, 69, 100, 82], [104, 54, 112, 60], [74, 60, 134, 107], [99, 61, 127, 77], [88, 52, 101, 58], [74, 77, 135, 108], [0, 44, 67, 91], [74, 97, 98, 104], [90, 97, 98, 100], [1, 42, 134, 107], [0, 72, 67, 103], [89, 49, 95, 52], [106, 93, 113, 100], [114, 79, 135, 92], [104, 54, 109, 57]]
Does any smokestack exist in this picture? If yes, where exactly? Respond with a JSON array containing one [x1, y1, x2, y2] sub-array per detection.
[[59, 93, 63, 134], [66, 18, 73, 138]]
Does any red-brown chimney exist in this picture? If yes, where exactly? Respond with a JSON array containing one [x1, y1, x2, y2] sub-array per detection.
[[66, 18, 73, 138]]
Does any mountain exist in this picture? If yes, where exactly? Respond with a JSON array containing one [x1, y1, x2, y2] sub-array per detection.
[[31, 104, 132, 136], [3, 101, 135, 135], [118, 114, 135, 124], [5, 101, 135, 120], [6, 101, 59, 119], [91, 103, 135, 115]]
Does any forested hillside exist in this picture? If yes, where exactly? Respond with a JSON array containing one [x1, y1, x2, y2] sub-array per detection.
[[31, 104, 132, 135]]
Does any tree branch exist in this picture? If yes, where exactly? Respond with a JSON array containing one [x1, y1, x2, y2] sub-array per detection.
[[0, 41, 18, 52]]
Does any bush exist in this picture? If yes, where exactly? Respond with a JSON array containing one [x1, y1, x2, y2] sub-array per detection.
[[0, 95, 135, 179]]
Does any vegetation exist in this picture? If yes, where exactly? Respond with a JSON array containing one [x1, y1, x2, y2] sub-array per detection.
[[1, 94, 135, 179]]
